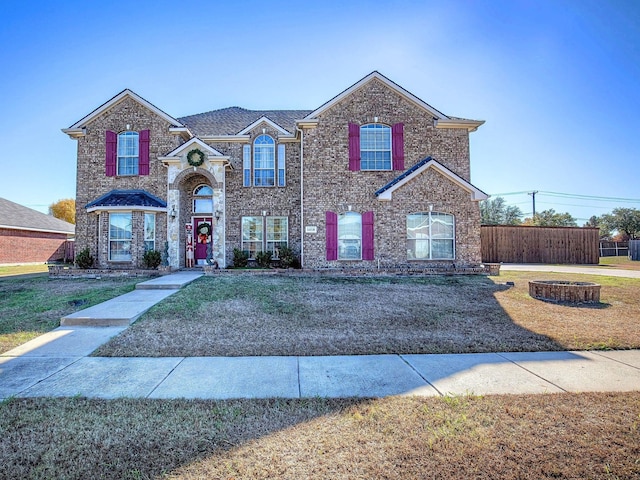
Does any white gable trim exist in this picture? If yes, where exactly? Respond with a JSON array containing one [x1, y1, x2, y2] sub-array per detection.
[[376, 159, 488, 202], [65, 89, 185, 132], [237, 116, 291, 135], [303, 71, 450, 121], [164, 137, 225, 157]]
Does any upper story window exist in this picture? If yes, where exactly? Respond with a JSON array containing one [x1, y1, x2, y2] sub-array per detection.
[[407, 212, 455, 260], [193, 184, 213, 213], [253, 135, 275, 187], [242, 136, 285, 187], [117, 132, 139, 176], [360, 124, 391, 170], [106, 130, 150, 177], [348, 122, 404, 172]]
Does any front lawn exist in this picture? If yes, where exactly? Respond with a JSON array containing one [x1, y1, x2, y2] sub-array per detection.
[[0, 276, 147, 353], [94, 272, 640, 357], [1, 393, 638, 479]]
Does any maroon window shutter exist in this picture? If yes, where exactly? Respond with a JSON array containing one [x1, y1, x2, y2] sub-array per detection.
[[362, 211, 374, 260], [348, 122, 360, 171], [105, 130, 117, 177], [392, 123, 405, 171], [139, 130, 150, 175], [326, 211, 338, 261]]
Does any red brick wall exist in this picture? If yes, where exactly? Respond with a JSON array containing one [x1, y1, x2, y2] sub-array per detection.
[[0, 228, 69, 264]]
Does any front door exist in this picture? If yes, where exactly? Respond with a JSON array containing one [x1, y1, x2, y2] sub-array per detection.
[[193, 217, 213, 265]]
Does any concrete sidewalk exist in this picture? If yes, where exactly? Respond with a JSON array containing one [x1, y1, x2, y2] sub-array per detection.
[[501, 263, 640, 278], [2, 271, 639, 400]]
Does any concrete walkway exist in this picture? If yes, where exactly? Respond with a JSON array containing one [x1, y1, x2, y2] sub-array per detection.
[[501, 263, 640, 278], [2, 272, 639, 400]]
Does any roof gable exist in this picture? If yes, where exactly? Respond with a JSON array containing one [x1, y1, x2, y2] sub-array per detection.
[[375, 158, 488, 202], [0, 197, 75, 235], [179, 107, 311, 137], [63, 89, 184, 136], [304, 71, 449, 121], [164, 137, 226, 158], [237, 116, 292, 136]]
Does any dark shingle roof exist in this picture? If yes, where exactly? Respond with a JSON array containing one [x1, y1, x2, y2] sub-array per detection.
[[0, 197, 75, 234], [375, 157, 434, 197], [178, 107, 312, 136], [86, 190, 166, 209]]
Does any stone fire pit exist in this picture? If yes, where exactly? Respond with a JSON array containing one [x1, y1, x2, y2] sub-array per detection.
[[529, 280, 601, 304]]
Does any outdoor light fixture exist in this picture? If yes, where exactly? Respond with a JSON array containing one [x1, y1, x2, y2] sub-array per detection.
[[214, 210, 221, 221], [170, 206, 177, 219]]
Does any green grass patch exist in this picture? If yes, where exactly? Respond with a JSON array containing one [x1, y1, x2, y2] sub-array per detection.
[[0, 276, 146, 353]]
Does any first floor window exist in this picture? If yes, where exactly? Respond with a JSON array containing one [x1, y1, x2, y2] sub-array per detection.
[[109, 212, 132, 261], [242, 216, 288, 258], [338, 211, 362, 260], [407, 212, 455, 260], [242, 217, 263, 259], [266, 217, 288, 257], [144, 213, 156, 252]]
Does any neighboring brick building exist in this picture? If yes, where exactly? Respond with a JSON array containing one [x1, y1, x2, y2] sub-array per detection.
[[0, 197, 75, 265], [63, 72, 487, 270]]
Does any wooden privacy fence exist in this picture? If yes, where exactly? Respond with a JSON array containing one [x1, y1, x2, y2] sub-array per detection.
[[481, 226, 600, 264]]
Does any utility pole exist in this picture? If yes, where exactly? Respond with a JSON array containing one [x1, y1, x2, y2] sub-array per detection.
[[528, 191, 539, 217]]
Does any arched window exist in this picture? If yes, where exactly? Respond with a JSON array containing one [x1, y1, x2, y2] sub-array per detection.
[[117, 131, 139, 175], [338, 211, 362, 260], [407, 212, 455, 260], [360, 124, 391, 170], [193, 184, 213, 213], [253, 135, 275, 186]]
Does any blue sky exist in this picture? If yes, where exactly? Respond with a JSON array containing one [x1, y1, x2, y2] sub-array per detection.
[[1, 0, 638, 222]]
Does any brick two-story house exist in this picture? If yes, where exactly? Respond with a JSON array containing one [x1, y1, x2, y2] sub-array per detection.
[[63, 71, 487, 270]]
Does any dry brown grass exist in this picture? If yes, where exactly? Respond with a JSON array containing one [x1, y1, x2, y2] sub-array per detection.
[[1, 393, 638, 479], [94, 273, 640, 357]]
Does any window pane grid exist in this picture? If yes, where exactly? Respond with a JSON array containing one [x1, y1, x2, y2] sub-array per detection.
[[360, 124, 391, 170], [117, 132, 139, 176], [254, 135, 275, 187]]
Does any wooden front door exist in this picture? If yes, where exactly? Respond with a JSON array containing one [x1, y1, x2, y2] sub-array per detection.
[[193, 217, 213, 265]]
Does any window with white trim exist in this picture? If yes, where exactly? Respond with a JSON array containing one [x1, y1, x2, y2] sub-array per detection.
[[407, 212, 455, 260], [253, 135, 275, 186], [117, 131, 139, 175], [242, 216, 288, 259], [243, 144, 251, 187], [360, 124, 391, 170], [193, 184, 213, 213], [109, 212, 132, 261], [266, 217, 288, 257], [338, 211, 362, 260], [144, 213, 156, 252], [277, 144, 286, 186]]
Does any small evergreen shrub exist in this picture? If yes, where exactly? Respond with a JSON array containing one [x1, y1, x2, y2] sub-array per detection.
[[142, 250, 162, 269], [75, 247, 94, 269], [233, 248, 249, 268], [277, 246, 300, 269], [255, 250, 273, 268]]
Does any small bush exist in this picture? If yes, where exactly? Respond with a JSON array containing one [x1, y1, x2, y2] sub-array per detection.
[[142, 250, 162, 269], [255, 251, 273, 268], [277, 246, 300, 269], [75, 247, 94, 269], [233, 248, 249, 268]]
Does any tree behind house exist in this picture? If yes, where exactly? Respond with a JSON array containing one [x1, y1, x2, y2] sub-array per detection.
[[600, 208, 640, 240], [49, 198, 76, 224], [480, 197, 523, 225], [523, 209, 577, 227]]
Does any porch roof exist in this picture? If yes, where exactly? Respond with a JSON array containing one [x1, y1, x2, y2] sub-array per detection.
[[86, 190, 167, 211]]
